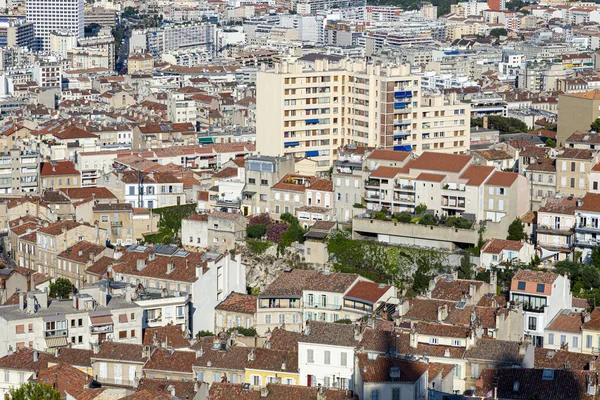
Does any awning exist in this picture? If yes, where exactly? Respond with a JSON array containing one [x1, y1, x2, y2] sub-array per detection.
[[306, 119, 319, 124], [540, 247, 560, 260], [45, 337, 68, 348], [198, 137, 214, 144], [394, 145, 412, 152], [306, 151, 319, 157], [305, 231, 329, 240], [284, 141, 299, 147], [90, 315, 113, 326]]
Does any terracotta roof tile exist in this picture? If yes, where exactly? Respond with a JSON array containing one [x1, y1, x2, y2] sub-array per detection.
[[138, 378, 196, 399], [366, 149, 411, 162], [344, 281, 392, 304], [142, 325, 190, 348], [459, 165, 495, 186], [409, 152, 472, 173], [464, 339, 522, 362], [40, 161, 79, 176], [358, 354, 428, 383], [431, 278, 484, 302], [144, 349, 195, 373], [260, 269, 358, 297], [299, 321, 357, 347], [576, 192, 600, 213], [92, 342, 148, 363], [266, 328, 302, 351], [246, 349, 298, 373], [0, 348, 52, 370], [215, 292, 257, 314], [32, 363, 89, 398], [481, 238, 524, 254], [512, 269, 558, 285], [58, 241, 105, 263], [485, 171, 519, 187]]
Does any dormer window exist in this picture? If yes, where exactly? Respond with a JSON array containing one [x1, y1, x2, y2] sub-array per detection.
[[517, 281, 526, 290], [537, 284, 545, 293]]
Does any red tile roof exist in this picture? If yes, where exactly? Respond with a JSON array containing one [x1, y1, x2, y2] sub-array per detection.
[[481, 238, 525, 254], [40, 161, 79, 176], [485, 171, 518, 187], [409, 152, 472, 173], [215, 292, 257, 314], [367, 149, 410, 162], [32, 363, 89, 398], [344, 281, 392, 304]]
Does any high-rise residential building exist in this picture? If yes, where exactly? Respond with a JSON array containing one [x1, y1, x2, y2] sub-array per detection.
[[144, 22, 216, 58], [256, 56, 470, 172], [26, 0, 84, 50], [0, 16, 35, 49]]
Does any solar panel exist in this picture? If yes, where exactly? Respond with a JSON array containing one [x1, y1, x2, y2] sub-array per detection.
[[153, 244, 178, 256], [456, 300, 466, 310]]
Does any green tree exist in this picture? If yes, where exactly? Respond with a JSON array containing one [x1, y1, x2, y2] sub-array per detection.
[[489, 28, 508, 38], [591, 246, 600, 269], [506, 218, 526, 241], [420, 214, 438, 226], [7, 382, 61, 400], [591, 118, 600, 133], [246, 224, 267, 239], [457, 253, 473, 279], [415, 204, 427, 215], [545, 139, 556, 148], [49, 277, 73, 299]]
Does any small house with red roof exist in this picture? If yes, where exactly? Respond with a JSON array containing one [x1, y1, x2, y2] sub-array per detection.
[[480, 238, 534, 269]]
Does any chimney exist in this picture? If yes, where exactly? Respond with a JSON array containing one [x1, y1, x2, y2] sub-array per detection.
[[78, 250, 83, 257], [409, 330, 418, 348], [166, 262, 174, 274], [260, 388, 269, 397], [18, 291, 25, 311], [55, 348, 59, 358], [469, 283, 476, 298], [590, 357, 597, 371], [437, 304, 448, 322], [167, 385, 175, 397], [26, 293, 35, 313], [490, 270, 498, 295], [33, 350, 38, 362], [136, 258, 146, 271], [195, 264, 203, 278]]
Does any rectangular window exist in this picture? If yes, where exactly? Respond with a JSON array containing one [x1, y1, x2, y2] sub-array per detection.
[[548, 333, 554, 345], [528, 316, 537, 331], [214, 373, 220, 382], [574, 336, 579, 348], [561, 335, 567, 345], [307, 349, 314, 363], [517, 281, 526, 290], [371, 389, 379, 400], [15, 325, 24, 334], [119, 331, 127, 339], [536, 284, 545, 293], [341, 352, 347, 366], [392, 389, 401, 400], [265, 314, 271, 324], [324, 350, 330, 365], [587, 335, 593, 348]]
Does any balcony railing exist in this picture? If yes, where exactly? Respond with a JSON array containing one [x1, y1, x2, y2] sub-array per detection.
[[575, 240, 600, 249], [575, 225, 600, 234], [305, 303, 342, 310], [111, 221, 123, 227], [91, 325, 113, 334], [215, 198, 241, 208], [537, 225, 573, 234], [96, 377, 137, 387], [365, 180, 380, 187], [44, 330, 67, 338]]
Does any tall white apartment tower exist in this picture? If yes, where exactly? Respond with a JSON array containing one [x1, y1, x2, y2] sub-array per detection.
[[26, 0, 84, 51]]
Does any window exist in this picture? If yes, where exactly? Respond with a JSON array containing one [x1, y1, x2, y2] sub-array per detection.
[[548, 333, 554, 345], [371, 389, 379, 400], [452, 339, 462, 346], [536, 284, 545, 293], [574, 336, 579, 348], [392, 388, 401, 400], [587, 335, 593, 348], [28, 324, 33, 333], [528, 316, 537, 331], [252, 375, 261, 386], [307, 349, 314, 363], [4, 371, 8, 382], [324, 350, 330, 365], [261, 179, 268, 185], [279, 314, 285, 324], [341, 352, 347, 366], [119, 331, 127, 339], [517, 281, 526, 290], [214, 373, 220, 382], [249, 178, 256, 184], [197, 371, 204, 382], [15, 325, 24, 334], [560, 335, 567, 345], [265, 314, 271, 324], [429, 337, 438, 344]]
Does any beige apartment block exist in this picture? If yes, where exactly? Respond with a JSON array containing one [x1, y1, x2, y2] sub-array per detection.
[[557, 90, 600, 146], [556, 148, 598, 197], [256, 57, 471, 173]]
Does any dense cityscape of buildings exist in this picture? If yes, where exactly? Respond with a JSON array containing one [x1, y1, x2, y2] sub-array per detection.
[[2, 0, 600, 398]]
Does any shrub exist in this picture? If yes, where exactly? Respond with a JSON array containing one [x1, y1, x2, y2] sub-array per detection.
[[228, 327, 257, 336], [394, 212, 412, 223], [334, 319, 353, 324], [420, 214, 437, 226], [415, 204, 428, 215], [444, 217, 473, 229], [246, 224, 267, 239], [196, 330, 213, 338], [372, 211, 389, 221], [247, 240, 271, 254]]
